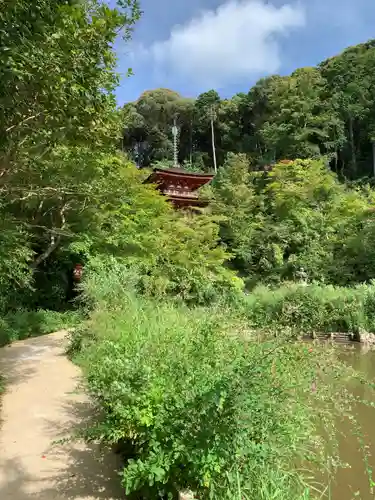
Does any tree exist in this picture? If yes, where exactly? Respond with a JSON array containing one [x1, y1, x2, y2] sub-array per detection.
[[71, 154, 243, 304], [243, 76, 283, 163], [211, 153, 260, 274], [260, 68, 345, 163], [122, 89, 194, 167], [217, 93, 252, 157], [211, 157, 374, 286], [320, 40, 375, 178], [120, 39, 375, 181], [193, 90, 222, 170], [1, 0, 140, 161], [0, 0, 140, 305]]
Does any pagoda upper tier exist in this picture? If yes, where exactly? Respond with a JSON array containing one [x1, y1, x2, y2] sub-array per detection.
[[144, 168, 214, 208]]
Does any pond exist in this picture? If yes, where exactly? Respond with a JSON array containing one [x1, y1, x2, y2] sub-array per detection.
[[327, 344, 375, 500]]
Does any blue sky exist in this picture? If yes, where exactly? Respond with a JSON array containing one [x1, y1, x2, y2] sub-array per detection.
[[114, 0, 375, 105]]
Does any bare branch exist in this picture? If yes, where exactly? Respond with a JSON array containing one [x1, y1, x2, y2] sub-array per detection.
[[6, 114, 42, 133], [30, 234, 61, 269], [17, 221, 73, 237], [9, 192, 38, 203]]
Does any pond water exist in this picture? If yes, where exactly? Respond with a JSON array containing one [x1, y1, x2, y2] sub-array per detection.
[[326, 344, 375, 500]]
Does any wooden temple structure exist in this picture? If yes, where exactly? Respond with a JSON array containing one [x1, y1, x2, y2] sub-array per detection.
[[144, 168, 214, 209]]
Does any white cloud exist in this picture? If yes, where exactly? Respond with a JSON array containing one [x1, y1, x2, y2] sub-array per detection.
[[147, 0, 305, 88]]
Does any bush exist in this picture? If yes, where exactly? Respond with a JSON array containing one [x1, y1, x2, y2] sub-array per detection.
[[241, 282, 375, 335], [80, 256, 244, 309], [0, 309, 82, 347], [73, 285, 348, 499]]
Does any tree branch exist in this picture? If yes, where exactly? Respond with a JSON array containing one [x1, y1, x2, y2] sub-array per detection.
[[6, 113, 41, 133], [30, 203, 69, 269], [30, 234, 61, 269]]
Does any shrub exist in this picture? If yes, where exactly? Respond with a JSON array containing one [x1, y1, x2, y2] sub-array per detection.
[[74, 286, 347, 499], [80, 256, 244, 309], [241, 282, 375, 335], [0, 309, 82, 347]]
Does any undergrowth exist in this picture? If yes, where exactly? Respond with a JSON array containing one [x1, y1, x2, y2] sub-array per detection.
[[241, 281, 375, 336], [0, 309, 82, 347], [68, 265, 375, 499]]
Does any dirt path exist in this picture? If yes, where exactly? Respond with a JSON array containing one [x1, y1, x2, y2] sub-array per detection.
[[0, 331, 125, 499]]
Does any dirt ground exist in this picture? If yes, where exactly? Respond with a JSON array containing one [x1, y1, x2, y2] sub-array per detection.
[[0, 331, 125, 499]]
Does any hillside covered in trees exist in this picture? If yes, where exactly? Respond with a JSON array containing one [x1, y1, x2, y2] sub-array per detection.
[[123, 39, 375, 180]]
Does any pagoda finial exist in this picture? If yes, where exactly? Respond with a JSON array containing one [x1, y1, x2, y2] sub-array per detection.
[[172, 116, 179, 167]]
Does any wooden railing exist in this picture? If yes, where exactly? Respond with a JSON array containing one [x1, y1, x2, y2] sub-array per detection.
[[163, 189, 199, 199]]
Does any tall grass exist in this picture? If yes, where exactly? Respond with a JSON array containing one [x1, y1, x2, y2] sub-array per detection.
[[241, 281, 375, 335], [69, 264, 369, 499]]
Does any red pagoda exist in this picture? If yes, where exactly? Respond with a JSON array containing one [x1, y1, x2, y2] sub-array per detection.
[[144, 168, 214, 209]]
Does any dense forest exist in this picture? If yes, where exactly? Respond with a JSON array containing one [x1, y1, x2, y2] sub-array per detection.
[[2, 1, 375, 499], [123, 40, 375, 180]]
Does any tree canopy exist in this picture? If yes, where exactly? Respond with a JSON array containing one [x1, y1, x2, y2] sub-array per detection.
[[122, 40, 375, 179], [0, 0, 244, 310]]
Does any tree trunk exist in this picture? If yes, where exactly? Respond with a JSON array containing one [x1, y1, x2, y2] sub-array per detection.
[[333, 151, 338, 173], [348, 116, 357, 175], [30, 203, 67, 269], [372, 141, 375, 178]]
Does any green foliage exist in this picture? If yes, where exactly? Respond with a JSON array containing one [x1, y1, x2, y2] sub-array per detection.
[[135, 212, 242, 304], [72, 266, 359, 499], [0, 0, 141, 310], [46, 153, 243, 307], [0, 309, 82, 347], [0, 216, 33, 311], [241, 282, 375, 335], [216, 466, 313, 500], [123, 39, 375, 179], [123, 89, 195, 167], [211, 153, 259, 273], [260, 68, 345, 161], [81, 250, 243, 311], [329, 198, 375, 285], [211, 156, 375, 286], [1, 0, 140, 154], [320, 40, 375, 177]]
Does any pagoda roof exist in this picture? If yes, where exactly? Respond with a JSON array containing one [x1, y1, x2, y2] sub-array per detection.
[[144, 167, 213, 209], [144, 168, 214, 189]]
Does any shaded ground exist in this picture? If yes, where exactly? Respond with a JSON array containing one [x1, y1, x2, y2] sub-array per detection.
[[0, 331, 125, 499]]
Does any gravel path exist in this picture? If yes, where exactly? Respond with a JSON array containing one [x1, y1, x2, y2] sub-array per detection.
[[0, 331, 125, 499]]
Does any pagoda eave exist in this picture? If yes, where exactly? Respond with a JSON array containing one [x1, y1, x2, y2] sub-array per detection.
[[166, 195, 210, 208]]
